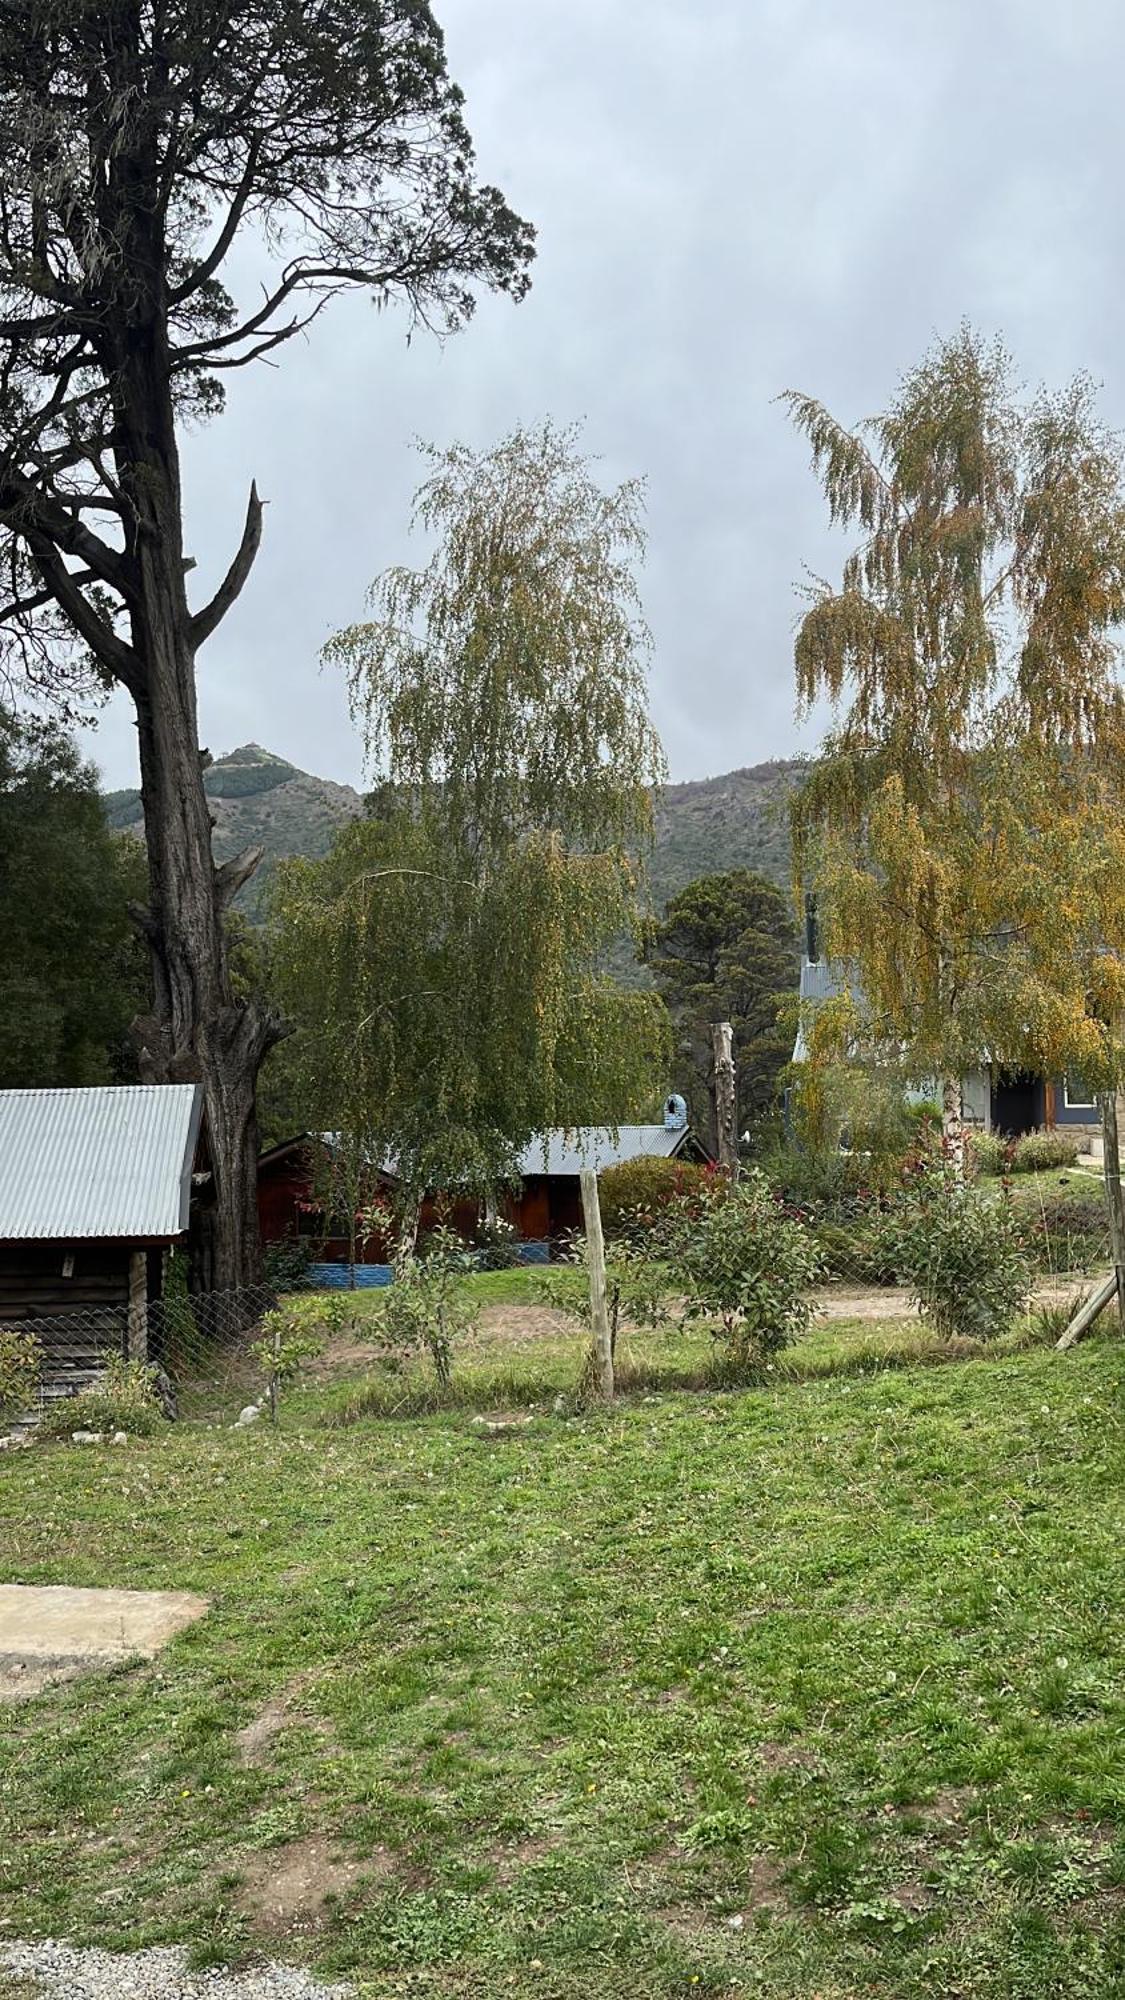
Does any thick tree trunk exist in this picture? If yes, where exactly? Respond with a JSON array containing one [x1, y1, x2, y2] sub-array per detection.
[[711, 1020, 739, 1180], [113, 310, 277, 1294]]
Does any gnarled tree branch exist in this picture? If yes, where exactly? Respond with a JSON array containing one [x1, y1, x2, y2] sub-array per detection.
[[215, 843, 265, 909], [189, 482, 263, 646]]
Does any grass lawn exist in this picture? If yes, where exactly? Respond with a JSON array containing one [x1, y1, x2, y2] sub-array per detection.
[[1, 1286, 1124, 1998]]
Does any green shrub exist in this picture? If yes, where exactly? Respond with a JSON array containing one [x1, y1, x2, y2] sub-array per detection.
[[251, 1293, 347, 1422], [969, 1128, 1081, 1178], [39, 1356, 166, 1438], [969, 1131, 1009, 1177], [383, 1226, 479, 1387], [262, 1233, 315, 1292], [760, 1138, 924, 1221], [0, 1324, 41, 1417], [668, 1171, 821, 1363], [891, 1175, 1033, 1341], [905, 1097, 943, 1132], [813, 1218, 902, 1285], [539, 1237, 673, 1357], [1018, 1184, 1110, 1272], [1011, 1128, 1081, 1174], [598, 1155, 715, 1237]]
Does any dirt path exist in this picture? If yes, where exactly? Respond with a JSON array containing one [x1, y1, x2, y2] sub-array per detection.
[[817, 1273, 1102, 1321]]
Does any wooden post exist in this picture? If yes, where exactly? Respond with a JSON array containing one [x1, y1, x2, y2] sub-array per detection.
[[711, 1020, 739, 1180], [1058, 1083, 1125, 1349], [1101, 1089, 1125, 1334], [579, 1167, 613, 1401], [127, 1250, 148, 1363], [1057, 1269, 1118, 1350]]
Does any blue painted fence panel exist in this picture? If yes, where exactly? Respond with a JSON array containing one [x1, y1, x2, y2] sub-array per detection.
[[518, 1240, 551, 1264], [308, 1262, 394, 1290], [309, 1242, 552, 1290]]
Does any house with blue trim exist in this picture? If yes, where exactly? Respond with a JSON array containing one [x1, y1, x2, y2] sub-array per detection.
[[793, 906, 1100, 1143]]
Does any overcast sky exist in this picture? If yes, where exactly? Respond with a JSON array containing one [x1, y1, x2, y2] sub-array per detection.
[[78, 0, 1125, 792]]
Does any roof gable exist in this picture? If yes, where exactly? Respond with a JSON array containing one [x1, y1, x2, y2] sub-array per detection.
[[0, 1086, 203, 1240]]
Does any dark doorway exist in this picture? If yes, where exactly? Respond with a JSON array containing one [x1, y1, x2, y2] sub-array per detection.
[[990, 1071, 1045, 1137]]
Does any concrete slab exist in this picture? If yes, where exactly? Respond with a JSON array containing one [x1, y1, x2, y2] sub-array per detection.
[[0, 1584, 209, 1700]]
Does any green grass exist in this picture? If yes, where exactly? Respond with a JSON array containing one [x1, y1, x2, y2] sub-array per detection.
[[1, 1300, 1124, 1998]]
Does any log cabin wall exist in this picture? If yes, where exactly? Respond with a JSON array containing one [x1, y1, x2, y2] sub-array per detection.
[[0, 1238, 140, 1383], [0, 1239, 133, 1319]]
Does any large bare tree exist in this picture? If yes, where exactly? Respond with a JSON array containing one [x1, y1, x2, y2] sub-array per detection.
[[0, 0, 533, 1287]]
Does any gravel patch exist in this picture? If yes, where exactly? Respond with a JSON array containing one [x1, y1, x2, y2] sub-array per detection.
[[0, 1941, 352, 1999]]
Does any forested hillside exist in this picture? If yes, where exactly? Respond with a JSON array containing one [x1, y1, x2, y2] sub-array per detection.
[[104, 743, 803, 919]]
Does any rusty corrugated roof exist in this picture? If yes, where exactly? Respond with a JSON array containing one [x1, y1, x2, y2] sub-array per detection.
[[0, 1085, 202, 1240]]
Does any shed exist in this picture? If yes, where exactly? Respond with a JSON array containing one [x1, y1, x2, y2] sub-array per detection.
[[0, 1085, 204, 1386], [258, 1109, 712, 1262], [512, 1120, 712, 1241]]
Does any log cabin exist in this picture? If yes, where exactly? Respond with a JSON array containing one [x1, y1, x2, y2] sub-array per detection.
[[0, 1085, 205, 1394]]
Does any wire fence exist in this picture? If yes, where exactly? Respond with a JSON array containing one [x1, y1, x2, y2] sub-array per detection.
[[10, 1284, 279, 1416]]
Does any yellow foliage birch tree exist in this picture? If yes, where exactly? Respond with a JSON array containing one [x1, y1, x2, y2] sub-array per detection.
[[786, 327, 1125, 1313]]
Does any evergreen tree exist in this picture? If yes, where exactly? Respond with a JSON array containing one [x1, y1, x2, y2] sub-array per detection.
[[645, 870, 798, 1145], [0, 710, 147, 1086], [0, 1, 532, 1282]]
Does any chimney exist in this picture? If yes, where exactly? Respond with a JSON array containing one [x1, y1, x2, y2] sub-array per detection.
[[804, 892, 819, 964]]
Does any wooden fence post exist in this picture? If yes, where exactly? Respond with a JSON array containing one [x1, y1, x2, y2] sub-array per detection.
[[127, 1250, 148, 1363], [1058, 1083, 1125, 1349], [711, 1020, 739, 1180], [579, 1167, 614, 1402], [1101, 1089, 1125, 1335]]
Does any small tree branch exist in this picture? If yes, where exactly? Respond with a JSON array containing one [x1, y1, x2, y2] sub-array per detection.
[[168, 139, 262, 304], [215, 843, 265, 909], [189, 482, 263, 646], [0, 471, 130, 592], [0, 564, 98, 624], [28, 538, 142, 691]]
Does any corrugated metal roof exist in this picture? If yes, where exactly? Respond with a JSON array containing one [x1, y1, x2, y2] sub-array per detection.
[[517, 1125, 687, 1177], [0, 1086, 203, 1240]]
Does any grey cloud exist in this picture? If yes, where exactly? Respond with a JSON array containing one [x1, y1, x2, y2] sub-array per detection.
[[79, 0, 1125, 788]]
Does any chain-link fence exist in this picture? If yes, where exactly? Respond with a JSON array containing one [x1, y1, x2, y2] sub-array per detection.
[[11, 1284, 278, 1417]]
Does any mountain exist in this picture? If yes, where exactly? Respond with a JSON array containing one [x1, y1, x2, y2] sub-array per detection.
[[652, 759, 800, 905], [104, 743, 365, 922], [104, 743, 803, 920]]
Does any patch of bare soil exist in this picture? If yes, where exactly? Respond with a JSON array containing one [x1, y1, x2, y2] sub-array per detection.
[[816, 1285, 914, 1321], [236, 1836, 373, 1938], [307, 1333, 387, 1381], [234, 1677, 334, 1767], [817, 1274, 1096, 1322], [889, 1876, 937, 1914], [0, 1657, 88, 1703], [472, 1303, 574, 1348], [752, 1740, 824, 1777], [488, 1835, 559, 1883], [656, 1855, 790, 1935]]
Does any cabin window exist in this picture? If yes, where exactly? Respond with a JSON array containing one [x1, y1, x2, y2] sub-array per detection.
[[1063, 1072, 1096, 1110]]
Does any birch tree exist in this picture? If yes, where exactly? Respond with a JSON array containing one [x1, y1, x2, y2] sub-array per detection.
[[786, 328, 1125, 1187], [272, 423, 669, 1211]]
